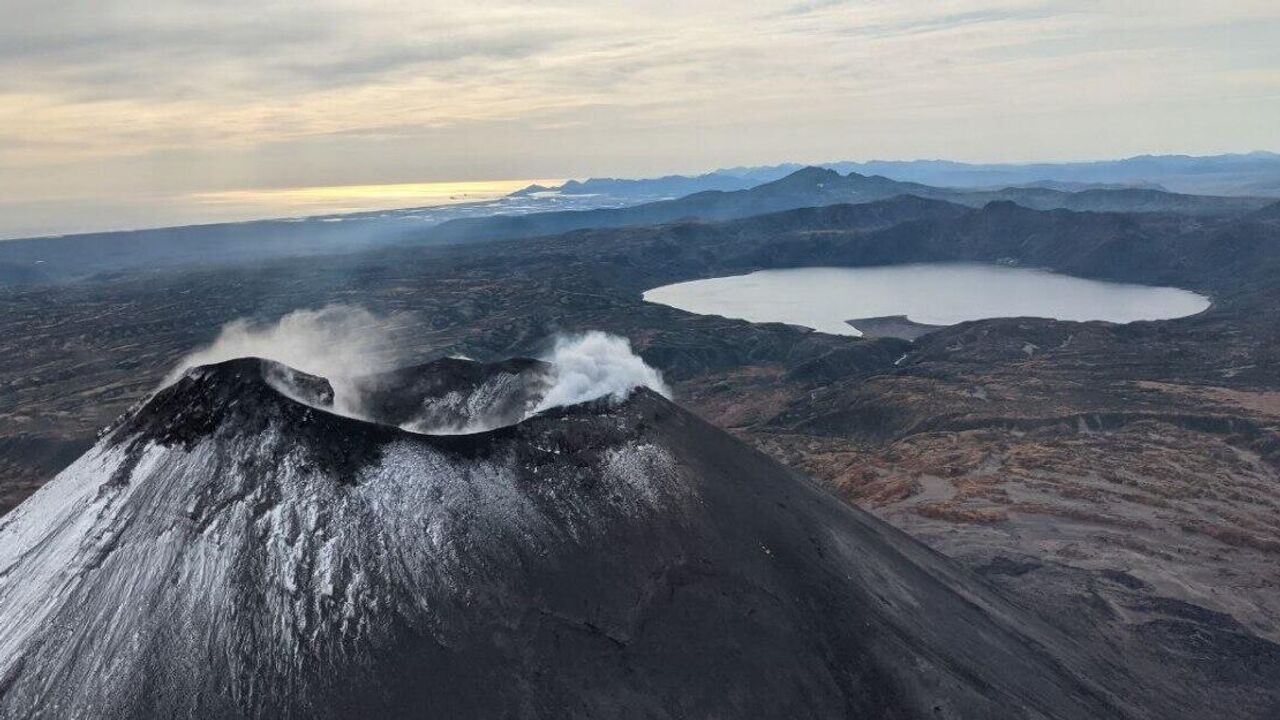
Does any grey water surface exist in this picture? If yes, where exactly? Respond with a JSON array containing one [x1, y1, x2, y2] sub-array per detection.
[[643, 264, 1211, 336]]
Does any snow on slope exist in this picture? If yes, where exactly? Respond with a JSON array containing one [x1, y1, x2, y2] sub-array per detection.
[[0, 356, 1133, 720], [0, 359, 686, 718]]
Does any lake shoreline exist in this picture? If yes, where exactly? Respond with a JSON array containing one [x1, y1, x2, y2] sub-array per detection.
[[846, 315, 944, 341], [643, 264, 1211, 337]]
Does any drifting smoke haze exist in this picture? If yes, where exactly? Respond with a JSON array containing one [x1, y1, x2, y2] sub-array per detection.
[[163, 305, 408, 416], [167, 308, 668, 432]]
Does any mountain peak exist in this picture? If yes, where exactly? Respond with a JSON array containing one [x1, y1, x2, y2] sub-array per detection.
[[982, 199, 1029, 213], [508, 183, 554, 197], [0, 355, 1131, 719], [766, 165, 843, 187], [114, 357, 330, 448], [110, 357, 399, 482]]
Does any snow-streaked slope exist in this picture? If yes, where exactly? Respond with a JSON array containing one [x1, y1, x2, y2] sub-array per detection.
[[0, 357, 1135, 720], [0, 359, 687, 718], [348, 356, 550, 433]]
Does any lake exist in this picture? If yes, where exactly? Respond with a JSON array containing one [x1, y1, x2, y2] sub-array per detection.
[[642, 264, 1211, 337]]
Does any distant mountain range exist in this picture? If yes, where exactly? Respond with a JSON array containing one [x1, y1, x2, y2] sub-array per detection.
[[751, 151, 1280, 197], [436, 166, 1273, 245], [520, 152, 1280, 200], [3, 159, 1275, 287], [510, 171, 766, 201]]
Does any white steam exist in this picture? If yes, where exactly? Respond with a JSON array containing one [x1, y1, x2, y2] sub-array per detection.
[[163, 305, 404, 415], [530, 331, 670, 414], [165, 310, 667, 433]]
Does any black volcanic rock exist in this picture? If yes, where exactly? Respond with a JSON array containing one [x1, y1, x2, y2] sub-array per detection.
[[0, 357, 1135, 720], [349, 356, 550, 431]]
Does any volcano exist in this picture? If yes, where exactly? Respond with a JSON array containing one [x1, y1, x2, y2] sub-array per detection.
[[0, 357, 1133, 719]]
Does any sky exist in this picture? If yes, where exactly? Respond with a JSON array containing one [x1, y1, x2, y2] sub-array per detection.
[[1, 0, 1278, 238]]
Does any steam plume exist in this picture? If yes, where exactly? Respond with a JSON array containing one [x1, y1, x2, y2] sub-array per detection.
[[166, 310, 667, 433], [530, 331, 669, 414], [163, 305, 405, 415]]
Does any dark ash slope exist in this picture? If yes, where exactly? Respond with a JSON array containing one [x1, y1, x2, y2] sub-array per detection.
[[0, 357, 1130, 720]]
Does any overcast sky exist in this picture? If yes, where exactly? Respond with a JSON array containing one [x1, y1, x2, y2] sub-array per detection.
[[2, 1, 1278, 236]]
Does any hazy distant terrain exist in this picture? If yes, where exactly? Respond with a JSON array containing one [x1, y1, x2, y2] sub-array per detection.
[[4, 155, 1276, 289], [4, 156, 1280, 717], [0, 181, 668, 285], [765, 152, 1280, 197], [435, 166, 1273, 246], [539, 152, 1280, 199]]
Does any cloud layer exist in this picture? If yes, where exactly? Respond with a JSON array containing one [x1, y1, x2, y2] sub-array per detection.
[[2, 1, 1278, 232]]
